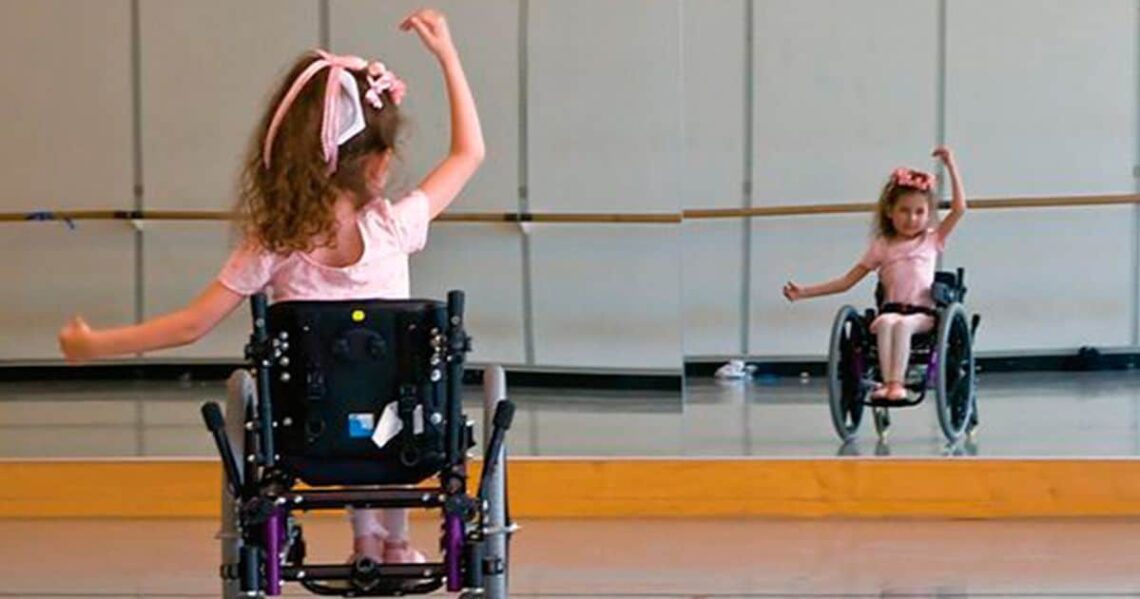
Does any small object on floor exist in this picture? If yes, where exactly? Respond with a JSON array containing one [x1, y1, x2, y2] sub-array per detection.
[[715, 360, 756, 380]]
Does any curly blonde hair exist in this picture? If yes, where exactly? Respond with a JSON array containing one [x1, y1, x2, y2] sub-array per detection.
[[235, 51, 405, 254]]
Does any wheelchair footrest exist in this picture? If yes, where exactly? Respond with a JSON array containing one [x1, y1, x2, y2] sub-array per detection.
[[863, 396, 924, 408], [285, 562, 446, 581], [279, 488, 446, 511], [288, 562, 446, 596], [300, 577, 444, 597]]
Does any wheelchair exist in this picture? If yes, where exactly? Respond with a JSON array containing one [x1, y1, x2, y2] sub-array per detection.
[[826, 268, 980, 444], [201, 290, 516, 598]]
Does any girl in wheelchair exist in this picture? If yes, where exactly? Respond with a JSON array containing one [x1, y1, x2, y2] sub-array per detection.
[[58, 7, 484, 569], [783, 146, 966, 402]]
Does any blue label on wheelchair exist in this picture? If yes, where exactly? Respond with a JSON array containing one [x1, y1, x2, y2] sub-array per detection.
[[347, 413, 376, 438]]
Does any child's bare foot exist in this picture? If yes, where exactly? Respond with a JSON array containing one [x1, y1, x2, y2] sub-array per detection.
[[870, 383, 889, 399], [885, 382, 907, 401], [383, 539, 427, 564]]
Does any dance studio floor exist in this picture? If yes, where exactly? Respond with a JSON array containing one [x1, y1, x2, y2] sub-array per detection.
[[1, 518, 1139, 597]]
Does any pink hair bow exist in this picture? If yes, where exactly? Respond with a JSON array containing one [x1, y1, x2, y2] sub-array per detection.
[[891, 167, 936, 191], [364, 62, 407, 110], [263, 50, 407, 175]]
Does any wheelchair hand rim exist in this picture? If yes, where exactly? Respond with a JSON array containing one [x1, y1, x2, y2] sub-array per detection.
[[935, 304, 975, 442], [828, 306, 867, 441]]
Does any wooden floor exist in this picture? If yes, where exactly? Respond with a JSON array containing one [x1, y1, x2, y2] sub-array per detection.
[[2, 518, 1139, 597]]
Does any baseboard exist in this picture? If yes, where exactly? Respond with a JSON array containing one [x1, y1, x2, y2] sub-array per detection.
[[3, 347, 1133, 389], [0, 362, 683, 391], [4, 458, 1140, 519], [685, 348, 1140, 378]]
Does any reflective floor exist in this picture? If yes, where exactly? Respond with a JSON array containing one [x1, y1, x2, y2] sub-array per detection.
[[1, 518, 1139, 596], [0, 378, 683, 458], [685, 370, 1140, 457], [1, 370, 1139, 458]]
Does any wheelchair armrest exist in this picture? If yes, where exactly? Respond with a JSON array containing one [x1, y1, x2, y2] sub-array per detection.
[[931, 282, 952, 306]]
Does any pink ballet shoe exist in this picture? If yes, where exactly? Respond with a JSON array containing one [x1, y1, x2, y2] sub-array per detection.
[[885, 383, 908, 402], [383, 539, 427, 564]]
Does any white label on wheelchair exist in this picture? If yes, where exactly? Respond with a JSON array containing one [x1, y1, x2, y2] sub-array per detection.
[[370, 402, 425, 449]]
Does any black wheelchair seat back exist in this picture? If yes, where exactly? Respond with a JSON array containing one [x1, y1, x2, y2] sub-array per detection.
[[265, 298, 450, 486]]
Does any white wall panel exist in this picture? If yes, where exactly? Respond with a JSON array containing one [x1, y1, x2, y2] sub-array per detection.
[[0, 1, 133, 211], [529, 0, 684, 213], [140, 0, 319, 210], [530, 226, 683, 369], [753, 0, 939, 205]]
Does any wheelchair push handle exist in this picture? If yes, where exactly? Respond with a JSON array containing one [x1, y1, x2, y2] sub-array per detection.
[[492, 399, 515, 431], [447, 290, 465, 322], [250, 293, 269, 339], [246, 293, 276, 467], [201, 401, 225, 432], [478, 399, 516, 503], [200, 401, 243, 495]]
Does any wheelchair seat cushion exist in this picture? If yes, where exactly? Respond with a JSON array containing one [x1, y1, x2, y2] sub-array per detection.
[[879, 302, 938, 318]]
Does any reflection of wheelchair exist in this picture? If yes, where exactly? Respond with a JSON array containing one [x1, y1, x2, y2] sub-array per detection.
[[827, 268, 980, 443], [201, 291, 515, 598]]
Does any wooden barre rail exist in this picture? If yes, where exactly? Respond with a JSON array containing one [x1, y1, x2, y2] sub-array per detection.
[[0, 209, 681, 225], [2, 194, 1137, 225]]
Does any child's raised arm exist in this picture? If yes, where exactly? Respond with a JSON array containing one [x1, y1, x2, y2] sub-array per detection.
[[934, 145, 966, 242], [783, 264, 872, 302], [400, 9, 485, 219]]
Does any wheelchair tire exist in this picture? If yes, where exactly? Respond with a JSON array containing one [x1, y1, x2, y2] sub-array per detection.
[[221, 370, 255, 599], [827, 305, 868, 442], [935, 303, 976, 443]]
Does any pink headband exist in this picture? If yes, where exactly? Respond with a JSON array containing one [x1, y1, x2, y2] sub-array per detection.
[[891, 167, 936, 192], [262, 49, 407, 174]]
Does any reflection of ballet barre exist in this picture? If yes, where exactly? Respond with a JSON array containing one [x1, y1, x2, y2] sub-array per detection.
[[3, 193, 1138, 225], [683, 193, 1140, 219]]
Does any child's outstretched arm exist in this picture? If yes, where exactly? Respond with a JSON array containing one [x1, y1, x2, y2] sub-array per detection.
[[401, 8, 485, 219], [934, 145, 966, 242], [783, 264, 872, 302], [58, 281, 245, 363]]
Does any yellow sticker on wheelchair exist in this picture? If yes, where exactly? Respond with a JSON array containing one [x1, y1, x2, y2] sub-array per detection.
[[351, 309, 365, 322]]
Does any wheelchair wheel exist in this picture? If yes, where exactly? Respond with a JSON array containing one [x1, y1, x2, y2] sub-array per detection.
[[827, 305, 868, 441], [220, 370, 255, 599], [935, 303, 975, 442]]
